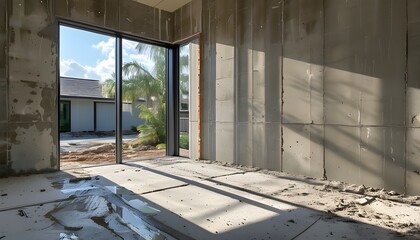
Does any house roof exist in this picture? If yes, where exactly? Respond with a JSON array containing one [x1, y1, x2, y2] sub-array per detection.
[[60, 77, 105, 99]]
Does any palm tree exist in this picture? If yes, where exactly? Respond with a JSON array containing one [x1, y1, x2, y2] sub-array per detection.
[[101, 42, 167, 145], [101, 42, 190, 146]]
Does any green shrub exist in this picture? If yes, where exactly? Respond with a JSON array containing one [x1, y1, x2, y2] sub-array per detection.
[[156, 143, 166, 150], [136, 103, 166, 146], [179, 134, 189, 150]]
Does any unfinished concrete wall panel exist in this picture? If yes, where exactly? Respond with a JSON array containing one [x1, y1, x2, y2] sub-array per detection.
[[200, 0, 216, 160], [325, 0, 406, 127], [250, 1, 266, 124], [0, 0, 7, 171], [260, 0, 283, 170], [188, 41, 199, 160], [236, 123, 253, 166], [157, 9, 173, 42], [236, 0, 252, 124], [325, 126, 362, 185], [283, 0, 324, 124], [324, 0, 363, 126], [248, 1, 281, 170], [407, 0, 420, 127], [214, 0, 235, 163], [263, 122, 282, 171], [406, 0, 420, 195], [282, 0, 324, 177], [283, 125, 324, 178], [7, 0, 58, 174], [234, 1, 253, 167], [263, 0, 282, 124], [173, 0, 202, 42], [191, 0, 202, 36], [324, 0, 407, 190], [360, 127, 405, 191], [55, 0, 119, 30], [174, 7, 182, 41], [119, 0, 155, 39], [406, 128, 420, 195]]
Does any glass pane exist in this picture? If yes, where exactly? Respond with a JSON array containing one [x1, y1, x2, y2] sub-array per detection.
[[59, 25, 116, 169], [122, 39, 167, 161], [179, 39, 199, 158]]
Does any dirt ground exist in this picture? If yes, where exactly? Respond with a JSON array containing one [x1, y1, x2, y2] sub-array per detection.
[[60, 141, 189, 169]]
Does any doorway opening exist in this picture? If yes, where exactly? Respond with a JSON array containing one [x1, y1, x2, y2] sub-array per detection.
[[59, 24, 170, 169]]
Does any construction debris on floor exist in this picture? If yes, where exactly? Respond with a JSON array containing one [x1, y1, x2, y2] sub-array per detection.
[[0, 157, 419, 239]]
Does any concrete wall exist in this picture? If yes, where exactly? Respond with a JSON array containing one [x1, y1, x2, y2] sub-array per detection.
[[173, 0, 202, 41], [1, 0, 419, 195], [188, 41, 200, 160], [200, 0, 420, 195], [0, 0, 7, 174], [0, 0, 176, 175], [96, 102, 115, 131]]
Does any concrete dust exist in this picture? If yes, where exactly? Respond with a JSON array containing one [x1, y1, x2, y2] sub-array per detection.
[[197, 160, 420, 238]]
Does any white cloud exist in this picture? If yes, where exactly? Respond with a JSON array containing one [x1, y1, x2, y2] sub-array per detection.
[[60, 59, 101, 80], [60, 37, 155, 81], [93, 38, 115, 55]]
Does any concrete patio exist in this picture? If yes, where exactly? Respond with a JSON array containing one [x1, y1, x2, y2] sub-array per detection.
[[0, 158, 418, 240]]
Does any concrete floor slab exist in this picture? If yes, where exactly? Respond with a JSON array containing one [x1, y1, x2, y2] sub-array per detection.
[[0, 158, 418, 239], [128, 159, 243, 181], [71, 163, 189, 195]]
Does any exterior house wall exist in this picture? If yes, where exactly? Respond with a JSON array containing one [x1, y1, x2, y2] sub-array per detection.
[[122, 102, 144, 131], [69, 99, 94, 132], [96, 102, 115, 131], [61, 98, 143, 132], [95, 102, 144, 132]]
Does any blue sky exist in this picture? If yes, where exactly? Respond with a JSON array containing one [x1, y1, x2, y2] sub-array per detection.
[[60, 26, 152, 81]]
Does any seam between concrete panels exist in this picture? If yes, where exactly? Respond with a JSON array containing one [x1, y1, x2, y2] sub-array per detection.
[[404, 0, 408, 194], [322, 0, 327, 180], [280, 0, 285, 172]]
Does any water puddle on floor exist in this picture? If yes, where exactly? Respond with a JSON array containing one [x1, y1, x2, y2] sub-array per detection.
[[49, 177, 171, 240]]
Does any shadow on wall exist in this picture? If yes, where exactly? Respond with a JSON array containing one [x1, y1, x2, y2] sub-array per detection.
[[200, 0, 420, 195]]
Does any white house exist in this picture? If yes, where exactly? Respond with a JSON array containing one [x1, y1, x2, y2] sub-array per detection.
[[60, 77, 144, 132]]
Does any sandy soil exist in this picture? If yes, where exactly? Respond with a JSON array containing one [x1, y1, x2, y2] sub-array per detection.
[[60, 142, 189, 169]]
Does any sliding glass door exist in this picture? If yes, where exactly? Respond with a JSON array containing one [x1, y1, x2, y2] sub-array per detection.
[[121, 39, 167, 162], [59, 22, 187, 167]]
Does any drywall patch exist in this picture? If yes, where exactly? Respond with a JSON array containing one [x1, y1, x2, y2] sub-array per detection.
[[9, 125, 56, 173]]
